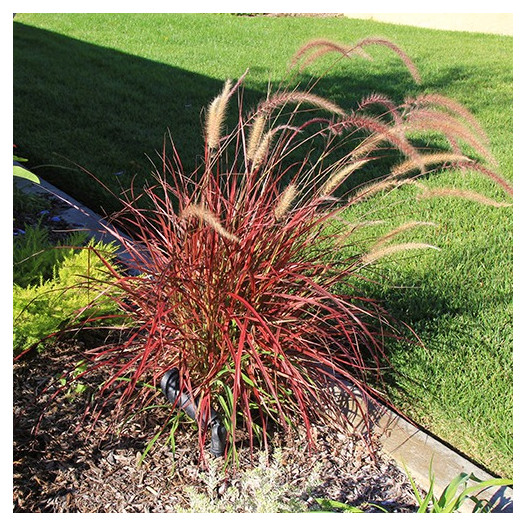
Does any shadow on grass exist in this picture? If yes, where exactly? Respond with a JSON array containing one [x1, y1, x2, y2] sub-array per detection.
[[14, 20, 439, 215], [13, 22, 262, 214]]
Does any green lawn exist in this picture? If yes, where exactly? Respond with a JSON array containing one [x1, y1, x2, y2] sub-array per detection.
[[13, 13, 512, 477]]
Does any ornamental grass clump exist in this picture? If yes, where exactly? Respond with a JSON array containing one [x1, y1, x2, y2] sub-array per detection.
[[44, 37, 512, 463]]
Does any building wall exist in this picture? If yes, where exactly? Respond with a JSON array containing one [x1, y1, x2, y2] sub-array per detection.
[[345, 13, 512, 36]]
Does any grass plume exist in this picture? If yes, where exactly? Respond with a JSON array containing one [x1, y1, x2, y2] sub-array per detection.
[[391, 153, 472, 178], [320, 160, 369, 196], [274, 183, 298, 220], [181, 203, 240, 242], [404, 109, 496, 165], [205, 79, 233, 150], [357, 37, 421, 84], [246, 114, 267, 164], [291, 36, 421, 84], [362, 242, 440, 265], [406, 93, 490, 146], [416, 186, 513, 208], [351, 177, 412, 203], [289, 38, 372, 70], [371, 221, 437, 250], [259, 91, 347, 117]]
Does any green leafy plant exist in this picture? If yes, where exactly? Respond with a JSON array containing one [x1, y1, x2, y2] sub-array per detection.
[[13, 238, 118, 353], [173, 449, 318, 512], [57, 359, 89, 399], [404, 462, 512, 513], [14, 163, 39, 183], [313, 464, 513, 513], [43, 37, 512, 464], [13, 222, 88, 287], [13, 148, 39, 183], [313, 498, 366, 513]]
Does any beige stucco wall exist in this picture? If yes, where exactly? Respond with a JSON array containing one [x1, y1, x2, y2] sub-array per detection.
[[345, 13, 512, 36]]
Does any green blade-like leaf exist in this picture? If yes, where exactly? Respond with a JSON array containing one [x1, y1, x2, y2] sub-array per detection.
[[437, 472, 471, 511], [419, 478, 435, 513], [14, 164, 39, 183], [314, 498, 364, 513], [402, 460, 426, 508], [138, 429, 163, 467], [453, 477, 513, 511]]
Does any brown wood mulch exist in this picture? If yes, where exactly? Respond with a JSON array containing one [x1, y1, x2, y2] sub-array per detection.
[[13, 335, 420, 513]]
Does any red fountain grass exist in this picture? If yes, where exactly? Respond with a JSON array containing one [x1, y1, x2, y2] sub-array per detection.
[[26, 37, 512, 464]]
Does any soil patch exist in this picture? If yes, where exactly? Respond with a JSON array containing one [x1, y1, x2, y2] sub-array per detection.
[[13, 337, 419, 513]]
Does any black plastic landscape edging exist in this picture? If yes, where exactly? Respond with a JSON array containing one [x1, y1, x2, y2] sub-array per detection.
[[14, 174, 513, 513]]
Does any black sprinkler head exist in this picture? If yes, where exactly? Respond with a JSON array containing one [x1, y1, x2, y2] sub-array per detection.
[[160, 368, 227, 458]]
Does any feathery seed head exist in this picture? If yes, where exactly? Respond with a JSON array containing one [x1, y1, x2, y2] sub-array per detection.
[[391, 153, 472, 178], [417, 187, 513, 208], [320, 160, 369, 196], [249, 125, 301, 169], [407, 93, 490, 145], [274, 183, 298, 221], [251, 129, 274, 169], [259, 91, 347, 118], [205, 79, 233, 150], [372, 221, 437, 250], [246, 114, 267, 163], [362, 242, 440, 265], [351, 178, 413, 204], [181, 203, 240, 243]]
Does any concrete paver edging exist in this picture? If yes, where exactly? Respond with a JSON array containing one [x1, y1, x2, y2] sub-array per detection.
[[14, 175, 513, 513], [369, 400, 513, 512], [14, 175, 136, 270]]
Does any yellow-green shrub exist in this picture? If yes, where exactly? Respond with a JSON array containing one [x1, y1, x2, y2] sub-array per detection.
[[13, 239, 118, 352]]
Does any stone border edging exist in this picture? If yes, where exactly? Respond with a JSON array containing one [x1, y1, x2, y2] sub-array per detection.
[[371, 401, 513, 512], [14, 175, 135, 271]]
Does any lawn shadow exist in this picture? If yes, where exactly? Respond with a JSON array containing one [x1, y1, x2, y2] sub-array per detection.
[[15, 21, 440, 215], [13, 22, 265, 215]]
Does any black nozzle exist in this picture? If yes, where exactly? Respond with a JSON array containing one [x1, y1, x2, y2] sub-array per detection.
[[160, 368, 227, 457], [161, 368, 200, 421], [210, 417, 228, 457]]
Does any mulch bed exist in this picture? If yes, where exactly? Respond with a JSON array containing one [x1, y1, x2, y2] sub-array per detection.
[[13, 335, 420, 513]]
